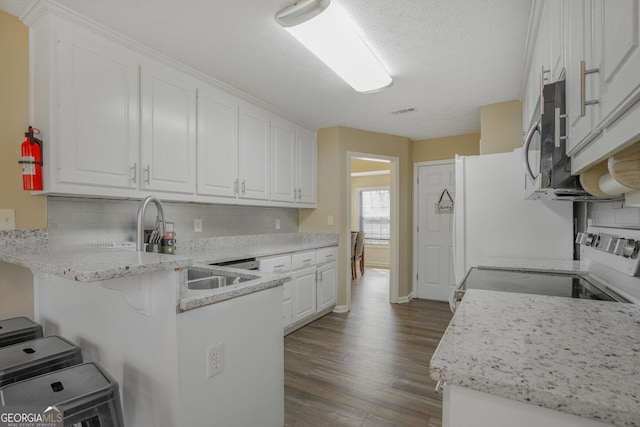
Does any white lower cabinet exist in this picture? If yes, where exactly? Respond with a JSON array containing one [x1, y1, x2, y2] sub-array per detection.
[[291, 267, 317, 324], [317, 262, 337, 312], [258, 246, 337, 334]]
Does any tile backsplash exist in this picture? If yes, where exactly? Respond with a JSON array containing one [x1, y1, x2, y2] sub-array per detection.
[[588, 200, 640, 229], [47, 196, 299, 245]]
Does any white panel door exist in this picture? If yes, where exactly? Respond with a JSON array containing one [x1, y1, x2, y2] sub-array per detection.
[[292, 267, 317, 324], [317, 262, 337, 311], [239, 104, 270, 200], [595, 0, 640, 126], [56, 25, 138, 189], [417, 163, 455, 301], [296, 128, 317, 205], [196, 85, 239, 198], [141, 63, 196, 194], [270, 118, 296, 202]]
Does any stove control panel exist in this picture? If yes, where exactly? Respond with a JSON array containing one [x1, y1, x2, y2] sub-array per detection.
[[577, 227, 640, 277]]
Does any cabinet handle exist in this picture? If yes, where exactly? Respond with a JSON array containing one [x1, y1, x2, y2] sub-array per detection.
[[318, 271, 323, 283], [144, 165, 150, 184], [234, 179, 239, 195], [241, 180, 246, 196], [554, 109, 568, 147], [274, 264, 285, 269], [130, 163, 137, 184], [297, 188, 302, 200], [580, 60, 599, 117], [523, 119, 540, 182], [293, 187, 298, 200]]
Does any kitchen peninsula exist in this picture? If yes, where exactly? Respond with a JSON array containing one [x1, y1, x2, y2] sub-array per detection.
[[430, 290, 640, 427], [0, 230, 337, 427]]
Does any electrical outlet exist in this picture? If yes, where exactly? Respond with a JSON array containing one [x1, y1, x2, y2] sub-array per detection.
[[194, 218, 203, 232], [0, 209, 16, 231], [327, 215, 334, 226], [275, 219, 281, 229], [206, 342, 224, 378]]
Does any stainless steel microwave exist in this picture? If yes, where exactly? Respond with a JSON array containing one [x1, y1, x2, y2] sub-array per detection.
[[523, 81, 595, 201]]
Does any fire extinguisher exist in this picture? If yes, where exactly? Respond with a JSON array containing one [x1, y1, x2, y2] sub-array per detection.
[[19, 126, 43, 191]]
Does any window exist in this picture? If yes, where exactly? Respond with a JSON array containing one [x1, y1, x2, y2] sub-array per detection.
[[359, 188, 390, 244]]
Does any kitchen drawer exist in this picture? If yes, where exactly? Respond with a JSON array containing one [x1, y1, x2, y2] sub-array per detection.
[[316, 247, 337, 265], [291, 251, 317, 271], [258, 255, 291, 273]]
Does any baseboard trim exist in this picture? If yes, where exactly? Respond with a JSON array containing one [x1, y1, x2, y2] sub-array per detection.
[[333, 305, 349, 313], [397, 293, 413, 304], [364, 263, 390, 269]]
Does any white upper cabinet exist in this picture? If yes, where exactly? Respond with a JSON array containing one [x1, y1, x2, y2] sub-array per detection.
[[196, 85, 239, 198], [296, 127, 317, 205], [566, 0, 597, 154], [270, 119, 317, 205], [562, 0, 640, 171], [140, 63, 197, 194], [594, 0, 640, 127], [27, 5, 317, 207], [52, 18, 139, 190], [270, 118, 297, 203], [544, 0, 566, 82], [239, 104, 271, 200]]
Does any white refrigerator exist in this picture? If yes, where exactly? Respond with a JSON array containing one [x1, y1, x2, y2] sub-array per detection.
[[453, 148, 574, 284]]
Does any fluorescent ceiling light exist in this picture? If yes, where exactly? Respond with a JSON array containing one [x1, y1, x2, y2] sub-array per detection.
[[275, 0, 393, 93]]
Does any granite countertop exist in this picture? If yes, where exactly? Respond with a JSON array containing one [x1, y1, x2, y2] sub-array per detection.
[[478, 257, 589, 273], [430, 290, 640, 427], [477, 257, 590, 274], [0, 235, 192, 282]]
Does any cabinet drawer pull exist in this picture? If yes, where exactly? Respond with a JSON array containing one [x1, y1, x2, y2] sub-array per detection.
[[241, 179, 246, 196], [144, 165, 150, 185], [130, 163, 137, 183], [234, 179, 239, 195], [303, 259, 312, 263], [580, 60, 599, 117], [274, 264, 285, 268]]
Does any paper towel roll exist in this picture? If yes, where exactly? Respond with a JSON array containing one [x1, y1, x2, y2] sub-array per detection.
[[598, 173, 634, 196]]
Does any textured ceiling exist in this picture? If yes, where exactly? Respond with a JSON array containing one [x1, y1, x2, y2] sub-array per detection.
[[1, 0, 531, 140]]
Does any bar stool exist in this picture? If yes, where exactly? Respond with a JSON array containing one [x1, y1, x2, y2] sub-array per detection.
[[0, 317, 43, 348], [0, 336, 83, 386], [0, 362, 125, 427]]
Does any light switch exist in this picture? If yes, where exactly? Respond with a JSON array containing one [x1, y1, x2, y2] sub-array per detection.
[[193, 218, 203, 232], [275, 219, 281, 229], [0, 209, 16, 231], [327, 215, 334, 226]]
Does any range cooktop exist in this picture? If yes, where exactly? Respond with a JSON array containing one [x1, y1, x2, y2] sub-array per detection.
[[459, 267, 628, 302]]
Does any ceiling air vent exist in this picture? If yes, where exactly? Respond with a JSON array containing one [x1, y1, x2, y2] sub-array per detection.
[[391, 107, 416, 115]]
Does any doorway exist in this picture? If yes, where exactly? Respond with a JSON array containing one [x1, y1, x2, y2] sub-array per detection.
[[413, 161, 456, 301], [347, 152, 399, 307]]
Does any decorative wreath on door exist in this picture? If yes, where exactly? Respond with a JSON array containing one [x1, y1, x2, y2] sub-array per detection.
[[435, 188, 454, 214]]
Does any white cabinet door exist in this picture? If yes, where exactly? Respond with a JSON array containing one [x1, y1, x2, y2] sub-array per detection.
[[270, 119, 296, 202], [296, 128, 317, 205], [56, 24, 138, 189], [543, 0, 566, 82], [566, 0, 597, 154], [196, 85, 239, 198], [239, 104, 270, 200], [141, 63, 196, 194], [317, 262, 337, 312], [595, 0, 640, 126], [292, 267, 317, 324]]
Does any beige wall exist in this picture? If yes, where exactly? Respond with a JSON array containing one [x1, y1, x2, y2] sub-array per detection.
[[0, 11, 46, 318], [300, 126, 412, 306], [413, 133, 480, 163], [351, 158, 391, 173], [350, 167, 391, 269], [480, 100, 522, 154]]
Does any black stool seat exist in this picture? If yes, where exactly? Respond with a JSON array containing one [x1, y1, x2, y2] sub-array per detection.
[[0, 335, 83, 387], [0, 317, 43, 348], [0, 362, 124, 427]]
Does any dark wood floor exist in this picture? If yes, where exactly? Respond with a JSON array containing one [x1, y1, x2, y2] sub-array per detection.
[[284, 268, 453, 427]]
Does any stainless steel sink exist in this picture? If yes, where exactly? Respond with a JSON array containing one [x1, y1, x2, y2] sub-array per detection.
[[187, 269, 259, 290]]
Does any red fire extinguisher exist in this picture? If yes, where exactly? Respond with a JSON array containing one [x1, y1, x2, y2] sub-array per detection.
[[19, 126, 43, 191]]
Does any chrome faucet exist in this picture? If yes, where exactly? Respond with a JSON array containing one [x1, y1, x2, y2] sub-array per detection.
[[136, 196, 166, 251]]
